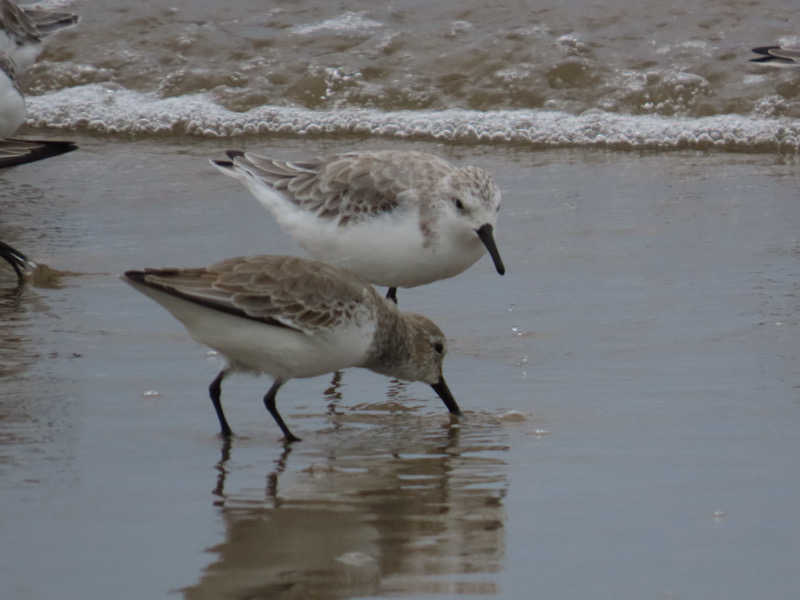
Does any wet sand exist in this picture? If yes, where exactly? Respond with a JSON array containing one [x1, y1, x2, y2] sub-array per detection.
[[1, 137, 799, 599]]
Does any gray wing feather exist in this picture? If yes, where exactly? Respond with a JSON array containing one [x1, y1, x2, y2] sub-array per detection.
[[0, 0, 40, 45], [138, 256, 377, 334], [20, 7, 79, 36], [229, 151, 441, 225]]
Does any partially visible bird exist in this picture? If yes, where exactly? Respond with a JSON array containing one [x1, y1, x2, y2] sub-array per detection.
[[750, 45, 800, 68], [0, 239, 71, 287], [0, 0, 79, 70], [0, 0, 78, 167], [0, 239, 35, 284]]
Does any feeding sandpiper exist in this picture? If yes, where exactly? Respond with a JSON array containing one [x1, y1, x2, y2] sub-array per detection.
[[123, 254, 461, 443]]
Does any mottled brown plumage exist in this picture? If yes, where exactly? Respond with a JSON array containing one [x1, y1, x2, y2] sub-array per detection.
[[123, 255, 461, 442], [133, 255, 378, 334]]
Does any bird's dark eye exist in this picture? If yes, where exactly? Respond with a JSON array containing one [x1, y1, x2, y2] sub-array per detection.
[[433, 342, 444, 354], [452, 197, 465, 211]]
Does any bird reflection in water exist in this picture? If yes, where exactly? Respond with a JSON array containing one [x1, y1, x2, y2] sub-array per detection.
[[212, 436, 294, 509], [189, 411, 508, 599]]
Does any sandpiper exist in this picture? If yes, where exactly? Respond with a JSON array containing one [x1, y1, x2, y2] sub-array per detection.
[[211, 150, 506, 303], [123, 254, 462, 442]]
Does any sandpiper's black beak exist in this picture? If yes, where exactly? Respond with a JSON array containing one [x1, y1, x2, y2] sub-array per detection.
[[431, 377, 461, 415], [476, 223, 506, 275]]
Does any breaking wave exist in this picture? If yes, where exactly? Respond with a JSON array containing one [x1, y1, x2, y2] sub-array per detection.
[[25, 84, 800, 152]]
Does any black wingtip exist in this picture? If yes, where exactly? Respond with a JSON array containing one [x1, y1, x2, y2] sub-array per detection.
[[24, 9, 80, 34], [751, 46, 778, 56], [225, 150, 245, 160], [212, 159, 234, 169], [749, 46, 795, 64], [122, 270, 146, 284], [0, 139, 77, 169]]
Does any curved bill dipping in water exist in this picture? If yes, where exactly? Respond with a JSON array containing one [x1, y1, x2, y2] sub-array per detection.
[[430, 377, 460, 415]]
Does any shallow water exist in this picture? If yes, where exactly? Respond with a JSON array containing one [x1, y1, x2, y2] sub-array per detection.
[[1, 137, 799, 598]]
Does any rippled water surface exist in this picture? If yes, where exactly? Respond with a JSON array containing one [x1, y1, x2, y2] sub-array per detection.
[[2, 136, 800, 598], [3, 0, 800, 597]]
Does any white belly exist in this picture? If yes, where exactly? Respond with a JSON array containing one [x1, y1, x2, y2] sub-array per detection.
[[130, 282, 376, 379], [0, 72, 24, 137], [244, 183, 488, 288], [294, 215, 485, 288]]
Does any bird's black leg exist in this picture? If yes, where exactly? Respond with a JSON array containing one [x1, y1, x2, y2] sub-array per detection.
[[209, 369, 234, 437], [263, 379, 301, 442], [386, 287, 398, 304]]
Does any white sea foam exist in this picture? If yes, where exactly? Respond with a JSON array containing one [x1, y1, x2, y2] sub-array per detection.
[[24, 84, 800, 151], [290, 11, 383, 36], [777, 35, 800, 48]]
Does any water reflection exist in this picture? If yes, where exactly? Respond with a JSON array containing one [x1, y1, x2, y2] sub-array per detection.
[[324, 371, 344, 434], [0, 256, 81, 487], [386, 377, 409, 400], [266, 443, 293, 508], [0, 276, 48, 379], [0, 287, 38, 459], [211, 437, 232, 507], [0, 173, 84, 489], [186, 416, 509, 599]]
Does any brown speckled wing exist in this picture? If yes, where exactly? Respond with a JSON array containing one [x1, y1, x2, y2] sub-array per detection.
[[135, 256, 377, 334]]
